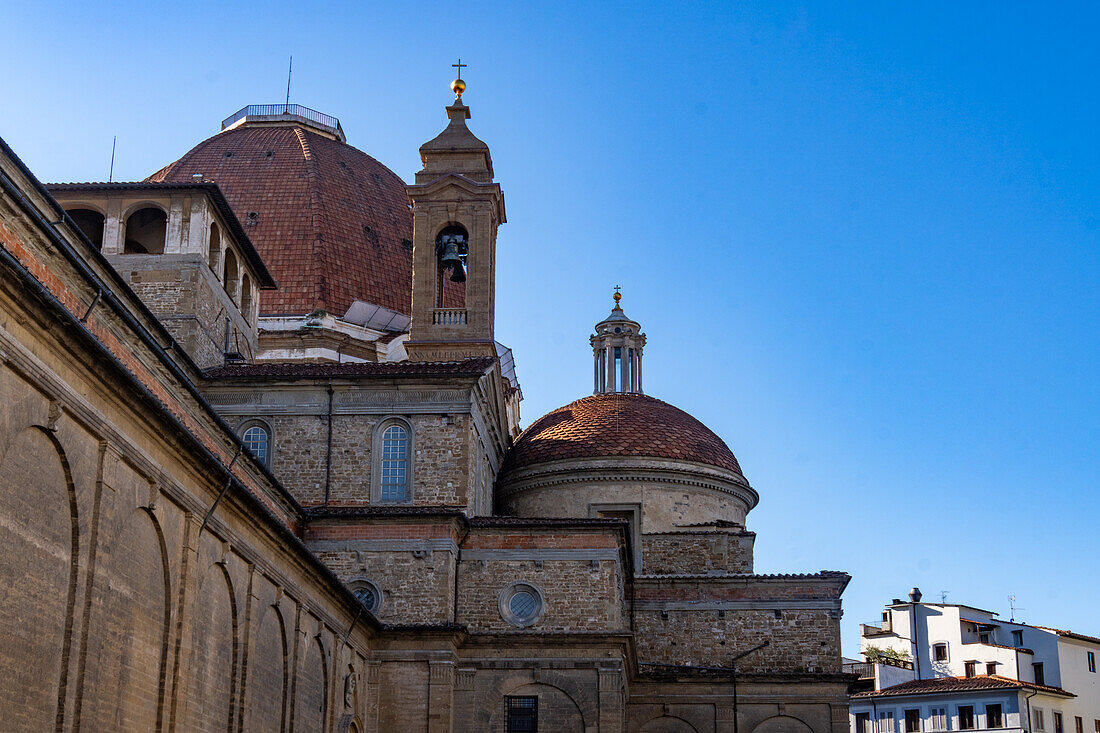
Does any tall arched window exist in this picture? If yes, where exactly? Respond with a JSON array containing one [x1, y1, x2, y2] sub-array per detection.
[[372, 418, 413, 503], [240, 421, 271, 466], [380, 425, 408, 501]]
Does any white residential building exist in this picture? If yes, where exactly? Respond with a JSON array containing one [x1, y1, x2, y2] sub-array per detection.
[[849, 588, 1100, 733]]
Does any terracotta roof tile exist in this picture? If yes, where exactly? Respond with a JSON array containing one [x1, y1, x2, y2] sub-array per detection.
[[501, 393, 743, 475], [148, 124, 419, 317], [852, 674, 1074, 698], [205, 357, 494, 380]]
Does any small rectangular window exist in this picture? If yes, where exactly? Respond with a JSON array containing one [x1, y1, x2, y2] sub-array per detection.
[[931, 707, 949, 731], [1012, 629, 1024, 646], [978, 631, 991, 644], [1076, 717, 1084, 733], [879, 712, 895, 733], [905, 709, 921, 733], [1035, 710, 1045, 732], [1034, 662, 1045, 685], [986, 662, 997, 676], [1089, 651, 1096, 673], [1055, 713, 1064, 733], [959, 706, 975, 731], [856, 713, 872, 733], [964, 661, 976, 678], [1093, 720, 1099, 733], [933, 643, 948, 662], [987, 705, 1003, 729], [506, 696, 537, 733]]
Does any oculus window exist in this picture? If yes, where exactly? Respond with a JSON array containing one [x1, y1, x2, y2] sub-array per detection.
[[498, 582, 544, 628]]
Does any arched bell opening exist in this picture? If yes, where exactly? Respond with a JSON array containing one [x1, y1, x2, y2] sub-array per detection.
[[435, 224, 467, 309], [123, 207, 167, 254], [65, 208, 105, 250]]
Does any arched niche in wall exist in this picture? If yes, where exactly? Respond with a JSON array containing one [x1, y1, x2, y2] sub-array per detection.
[[0, 426, 78, 730], [183, 532, 238, 732], [123, 206, 167, 254]]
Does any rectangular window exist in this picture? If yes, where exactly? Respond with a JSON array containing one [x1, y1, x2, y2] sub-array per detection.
[[933, 643, 948, 662], [959, 706, 975, 731], [964, 661, 976, 678], [986, 662, 997, 675], [1076, 718, 1084, 733], [905, 709, 921, 733], [987, 705, 1003, 729], [979, 631, 992, 644], [879, 712, 895, 733], [613, 347, 622, 392], [1055, 713, 1064, 733], [1035, 710, 1045, 732], [931, 707, 949, 731], [506, 696, 538, 733], [1093, 720, 1099, 733], [1089, 651, 1096, 673], [856, 713, 872, 733], [1034, 662, 1045, 685], [1012, 629, 1024, 647]]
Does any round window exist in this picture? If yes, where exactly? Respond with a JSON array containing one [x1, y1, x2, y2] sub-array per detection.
[[498, 582, 544, 628], [350, 580, 381, 613]]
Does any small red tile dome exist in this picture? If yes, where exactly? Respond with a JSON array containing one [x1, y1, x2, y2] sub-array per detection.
[[501, 393, 743, 476]]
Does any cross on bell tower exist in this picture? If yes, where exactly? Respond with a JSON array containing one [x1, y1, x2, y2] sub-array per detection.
[[591, 288, 646, 394]]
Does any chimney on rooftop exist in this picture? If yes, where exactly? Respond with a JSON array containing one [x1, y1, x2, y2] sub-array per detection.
[[909, 587, 923, 602]]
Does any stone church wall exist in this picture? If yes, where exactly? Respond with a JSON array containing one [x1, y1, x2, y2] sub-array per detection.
[[641, 531, 755, 574], [457, 525, 629, 632], [307, 519, 460, 624], [0, 170, 377, 731]]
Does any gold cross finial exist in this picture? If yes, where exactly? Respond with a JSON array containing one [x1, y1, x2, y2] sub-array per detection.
[[451, 59, 468, 99], [613, 285, 622, 307]]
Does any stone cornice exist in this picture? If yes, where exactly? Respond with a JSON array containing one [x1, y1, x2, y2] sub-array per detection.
[[497, 456, 759, 510]]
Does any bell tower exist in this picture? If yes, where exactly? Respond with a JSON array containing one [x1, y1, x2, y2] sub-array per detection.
[[405, 69, 506, 362], [591, 289, 646, 393]]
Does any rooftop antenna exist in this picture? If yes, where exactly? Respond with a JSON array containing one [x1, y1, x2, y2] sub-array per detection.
[[108, 136, 116, 182], [940, 590, 949, 604], [284, 55, 292, 112], [1008, 595, 1025, 623]]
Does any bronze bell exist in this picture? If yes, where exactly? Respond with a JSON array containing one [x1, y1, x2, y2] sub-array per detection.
[[439, 240, 466, 282]]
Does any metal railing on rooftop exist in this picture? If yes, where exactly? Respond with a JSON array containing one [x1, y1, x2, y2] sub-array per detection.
[[221, 104, 341, 132]]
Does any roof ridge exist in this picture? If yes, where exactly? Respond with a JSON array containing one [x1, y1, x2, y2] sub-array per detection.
[[294, 126, 330, 312]]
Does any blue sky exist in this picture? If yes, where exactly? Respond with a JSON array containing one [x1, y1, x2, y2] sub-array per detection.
[[3, 1, 1097, 655]]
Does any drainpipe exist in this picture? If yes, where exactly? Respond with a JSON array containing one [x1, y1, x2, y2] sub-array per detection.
[[324, 381, 334, 506], [1024, 690, 1037, 733]]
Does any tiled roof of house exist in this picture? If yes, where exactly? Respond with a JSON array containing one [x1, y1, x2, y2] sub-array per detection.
[[501, 393, 743, 475], [1035, 626, 1100, 645], [148, 123, 415, 317], [205, 357, 495, 380], [852, 675, 1074, 699]]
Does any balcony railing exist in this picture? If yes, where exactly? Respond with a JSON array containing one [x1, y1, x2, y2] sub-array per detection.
[[221, 104, 342, 133], [842, 661, 874, 679], [432, 308, 467, 326]]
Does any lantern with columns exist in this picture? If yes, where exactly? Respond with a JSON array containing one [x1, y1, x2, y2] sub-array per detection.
[[591, 289, 646, 394]]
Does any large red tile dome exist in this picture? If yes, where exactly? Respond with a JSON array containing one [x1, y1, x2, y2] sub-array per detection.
[[147, 108, 413, 317], [501, 393, 744, 476]]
